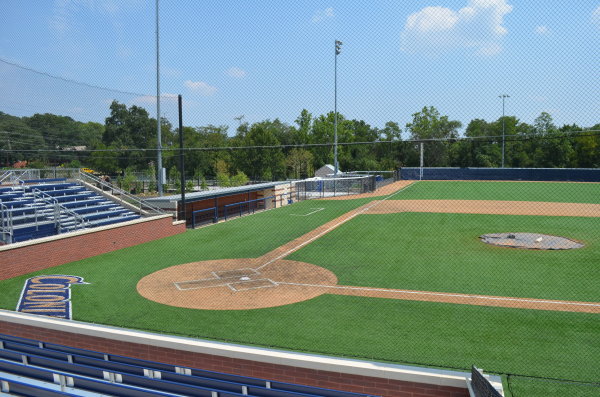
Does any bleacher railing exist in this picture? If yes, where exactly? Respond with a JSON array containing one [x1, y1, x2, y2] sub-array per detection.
[[0, 203, 14, 244], [0, 170, 40, 185], [77, 171, 167, 217], [31, 188, 87, 233]]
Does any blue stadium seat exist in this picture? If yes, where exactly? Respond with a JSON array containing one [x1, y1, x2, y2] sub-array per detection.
[[21, 178, 67, 184], [0, 375, 79, 396], [23, 183, 75, 192], [0, 334, 379, 397], [60, 198, 106, 209]]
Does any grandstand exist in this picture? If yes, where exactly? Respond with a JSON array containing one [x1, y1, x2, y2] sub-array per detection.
[[0, 171, 166, 245], [0, 332, 379, 397]]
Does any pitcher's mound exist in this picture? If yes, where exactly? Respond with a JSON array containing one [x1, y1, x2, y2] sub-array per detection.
[[137, 259, 337, 310], [480, 233, 584, 250]]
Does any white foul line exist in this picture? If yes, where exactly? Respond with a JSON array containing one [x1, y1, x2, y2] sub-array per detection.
[[255, 182, 418, 271], [275, 282, 600, 308], [290, 208, 325, 217]]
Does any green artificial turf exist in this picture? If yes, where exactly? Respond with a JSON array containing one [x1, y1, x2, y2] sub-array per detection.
[[394, 180, 600, 203], [506, 376, 600, 397], [1, 182, 598, 397], [287, 212, 600, 301]]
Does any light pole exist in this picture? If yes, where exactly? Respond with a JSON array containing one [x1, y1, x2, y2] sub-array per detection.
[[156, 0, 163, 195], [499, 94, 509, 168], [334, 40, 342, 175]]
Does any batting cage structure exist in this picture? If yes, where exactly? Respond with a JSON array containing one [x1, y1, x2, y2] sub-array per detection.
[[295, 175, 377, 200]]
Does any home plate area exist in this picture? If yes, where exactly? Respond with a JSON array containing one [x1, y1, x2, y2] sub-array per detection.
[[175, 268, 277, 292], [137, 259, 338, 310]]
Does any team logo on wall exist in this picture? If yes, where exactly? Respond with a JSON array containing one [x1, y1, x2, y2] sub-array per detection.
[[16, 275, 88, 319]]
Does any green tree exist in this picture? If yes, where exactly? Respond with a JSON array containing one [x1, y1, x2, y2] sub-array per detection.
[[405, 106, 462, 166], [286, 148, 314, 179], [103, 101, 156, 170], [0, 112, 45, 166]]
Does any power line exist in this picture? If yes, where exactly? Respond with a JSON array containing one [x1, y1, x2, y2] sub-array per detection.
[[0, 58, 150, 97]]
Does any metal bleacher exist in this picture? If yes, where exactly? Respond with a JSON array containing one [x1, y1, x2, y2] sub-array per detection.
[[0, 333, 379, 397], [0, 178, 141, 244]]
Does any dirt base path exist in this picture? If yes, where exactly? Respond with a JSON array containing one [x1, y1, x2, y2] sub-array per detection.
[[368, 199, 600, 217], [321, 180, 415, 200], [137, 181, 600, 313]]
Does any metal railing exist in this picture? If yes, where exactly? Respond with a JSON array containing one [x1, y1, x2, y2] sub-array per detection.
[[31, 188, 87, 233], [0, 203, 14, 244], [0, 170, 39, 185], [77, 171, 167, 217]]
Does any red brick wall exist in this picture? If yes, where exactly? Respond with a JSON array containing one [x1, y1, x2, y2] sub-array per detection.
[[0, 321, 467, 397], [0, 216, 185, 280]]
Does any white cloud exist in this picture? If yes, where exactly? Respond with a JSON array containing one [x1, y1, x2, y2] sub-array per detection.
[[534, 25, 549, 35], [226, 67, 247, 79], [406, 7, 459, 33], [132, 93, 178, 105], [592, 6, 600, 26], [401, 0, 513, 56], [311, 7, 334, 23], [184, 80, 218, 96]]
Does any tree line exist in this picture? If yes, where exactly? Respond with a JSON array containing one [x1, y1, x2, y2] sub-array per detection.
[[1, 102, 599, 183]]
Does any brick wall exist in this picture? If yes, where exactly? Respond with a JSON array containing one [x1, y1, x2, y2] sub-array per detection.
[[0, 320, 468, 397], [0, 216, 185, 280]]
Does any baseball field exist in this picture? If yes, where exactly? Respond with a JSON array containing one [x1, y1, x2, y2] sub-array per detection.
[[1, 180, 599, 397]]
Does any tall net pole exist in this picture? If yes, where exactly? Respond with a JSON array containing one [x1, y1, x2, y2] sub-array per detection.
[[156, 0, 163, 195]]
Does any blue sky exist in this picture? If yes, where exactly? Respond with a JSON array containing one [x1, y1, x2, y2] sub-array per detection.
[[1, 0, 599, 136]]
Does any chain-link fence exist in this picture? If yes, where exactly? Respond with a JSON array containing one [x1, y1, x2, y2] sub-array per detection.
[[1, 2, 599, 396]]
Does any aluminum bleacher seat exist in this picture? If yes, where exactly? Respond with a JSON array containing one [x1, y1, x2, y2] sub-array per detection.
[[0, 198, 35, 208], [0, 374, 81, 397], [52, 193, 95, 203], [0, 334, 378, 397], [10, 222, 57, 243], [23, 183, 76, 192], [70, 204, 119, 215], [2, 178, 150, 244], [90, 214, 141, 227], [60, 198, 106, 209], [37, 187, 86, 197]]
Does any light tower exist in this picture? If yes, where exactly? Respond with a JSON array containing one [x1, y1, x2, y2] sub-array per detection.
[[334, 40, 342, 175]]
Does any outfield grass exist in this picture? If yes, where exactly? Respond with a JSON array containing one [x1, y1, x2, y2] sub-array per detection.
[[0, 181, 598, 397], [393, 180, 600, 203], [288, 212, 600, 301]]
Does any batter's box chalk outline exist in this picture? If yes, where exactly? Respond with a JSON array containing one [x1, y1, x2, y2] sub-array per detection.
[[290, 208, 325, 217], [212, 268, 259, 279], [174, 268, 263, 291], [228, 279, 277, 292]]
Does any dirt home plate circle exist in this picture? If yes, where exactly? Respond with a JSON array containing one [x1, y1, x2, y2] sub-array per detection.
[[137, 259, 338, 310]]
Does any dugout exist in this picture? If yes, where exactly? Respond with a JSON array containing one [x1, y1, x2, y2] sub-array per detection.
[[145, 181, 294, 227]]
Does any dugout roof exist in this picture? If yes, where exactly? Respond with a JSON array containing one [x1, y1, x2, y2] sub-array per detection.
[[145, 181, 291, 207]]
